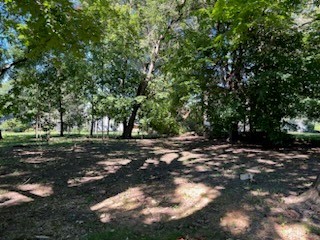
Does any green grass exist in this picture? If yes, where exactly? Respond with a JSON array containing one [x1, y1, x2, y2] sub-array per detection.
[[306, 224, 320, 235], [0, 131, 121, 148], [87, 229, 182, 240], [289, 132, 320, 141], [0, 130, 164, 149]]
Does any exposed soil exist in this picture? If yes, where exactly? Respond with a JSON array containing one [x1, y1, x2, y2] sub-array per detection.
[[0, 135, 320, 240]]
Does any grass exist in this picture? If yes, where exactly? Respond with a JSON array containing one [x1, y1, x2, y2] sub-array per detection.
[[0, 131, 118, 148], [306, 224, 320, 236], [0, 130, 161, 148], [289, 131, 320, 141]]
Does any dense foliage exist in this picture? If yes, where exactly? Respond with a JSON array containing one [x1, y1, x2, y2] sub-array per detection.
[[0, 0, 319, 141]]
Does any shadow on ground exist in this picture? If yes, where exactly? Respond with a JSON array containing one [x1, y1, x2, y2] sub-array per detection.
[[0, 135, 320, 240]]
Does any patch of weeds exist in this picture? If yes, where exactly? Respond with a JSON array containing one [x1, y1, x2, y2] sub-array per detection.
[[87, 228, 182, 240], [245, 194, 265, 206], [86, 195, 95, 204], [278, 214, 287, 226], [0, 158, 18, 166], [306, 224, 320, 235]]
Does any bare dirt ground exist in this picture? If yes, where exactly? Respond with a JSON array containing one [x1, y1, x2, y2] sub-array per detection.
[[0, 135, 320, 240]]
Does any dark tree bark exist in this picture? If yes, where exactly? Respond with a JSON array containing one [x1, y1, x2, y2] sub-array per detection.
[[228, 122, 239, 143], [122, 81, 148, 138], [122, 105, 140, 138], [90, 120, 94, 137], [58, 98, 64, 137], [0, 58, 27, 77], [107, 118, 110, 138], [0, 130, 3, 140]]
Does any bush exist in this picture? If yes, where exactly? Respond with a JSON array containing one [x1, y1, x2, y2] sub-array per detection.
[[0, 118, 30, 132]]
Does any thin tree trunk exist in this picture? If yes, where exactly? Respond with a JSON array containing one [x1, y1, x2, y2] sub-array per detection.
[[107, 117, 110, 138], [35, 116, 38, 139], [59, 98, 64, 137], [101, 118, 104, 139], [35, 114, 40, 139], [228, 122, 239, 143], [122, 119, 128, 138], [90, 120, 94, 137], [47, 107, 51, 143], [95, 120, 98, 135], [0, 130, 3, 140]]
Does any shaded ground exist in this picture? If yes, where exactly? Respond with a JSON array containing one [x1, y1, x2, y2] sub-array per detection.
[[0, 134, 320, 240]]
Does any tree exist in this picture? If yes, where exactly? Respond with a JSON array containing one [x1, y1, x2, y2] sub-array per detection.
[[0, 0, 102, 78], [167, 0, 305, 142], [108, 0, 190, 138]]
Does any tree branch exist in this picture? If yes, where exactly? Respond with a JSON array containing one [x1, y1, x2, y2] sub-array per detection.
[[0, 58, 27, 78]]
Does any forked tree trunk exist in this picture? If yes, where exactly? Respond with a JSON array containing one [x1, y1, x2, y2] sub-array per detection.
[[122, 40, 159, 139], [120, 1, 186, 138]]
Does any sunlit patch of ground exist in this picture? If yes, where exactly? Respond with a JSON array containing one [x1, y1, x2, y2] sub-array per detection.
[[68, 159, 131, 187], [140, 158, 160, 170], [220, 210, 251, 235], [0, 171, 29, 178], [160, 152, 179, 164], [17, 183, 53, 197], [275, 223, 308, 240], [91, 178, 220, 225], [0, 191, 33, 207]]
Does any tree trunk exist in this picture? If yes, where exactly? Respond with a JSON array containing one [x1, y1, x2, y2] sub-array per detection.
[[95, 120, 98, 135], [107, 117, 110, 138], [90, 120, 94, 137], [122, 105, 140, 138], [0, 130, 3, 140], [122, 41, 158, 139], [228, 122, 239, 143], [35, 114, 39, 139], [59, 98, 64, 137], [120, 1, 187, 139], [101, 118, 104, 139]]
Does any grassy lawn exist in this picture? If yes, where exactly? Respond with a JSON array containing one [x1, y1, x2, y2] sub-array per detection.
[[0, 133, 320, 240], [289, 131, 320, 142]]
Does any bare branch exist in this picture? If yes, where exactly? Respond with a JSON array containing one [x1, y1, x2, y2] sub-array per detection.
[[0, 58, 27, 77]]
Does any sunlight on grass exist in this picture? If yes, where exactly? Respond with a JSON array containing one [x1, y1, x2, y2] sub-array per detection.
[[17, 183, 54, 197], [0, 191, 33, 207], [68, 159, 131, 187], [90, 178, 221, 225], [275, 223, 308, 240], [220, 210, 251, 235]]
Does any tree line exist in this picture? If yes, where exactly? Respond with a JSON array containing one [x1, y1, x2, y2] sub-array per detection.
[[0, 0, 319, 141]]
